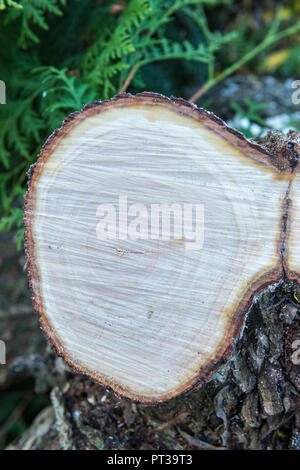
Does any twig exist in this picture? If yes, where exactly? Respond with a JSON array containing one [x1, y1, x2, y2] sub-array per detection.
[[189, 19, 300, 103], [149, 412, 189, 434], [189, 85, 207, 103], [177, 428, 226, 450], [119, 64, 137, 94], [0, 392, 32, 444]]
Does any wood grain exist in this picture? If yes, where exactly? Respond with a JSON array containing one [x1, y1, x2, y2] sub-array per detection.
[[24, 93, 299, 403]]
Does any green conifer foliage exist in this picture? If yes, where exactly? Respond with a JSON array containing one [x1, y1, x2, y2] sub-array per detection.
[[0, 0, 300, 247]]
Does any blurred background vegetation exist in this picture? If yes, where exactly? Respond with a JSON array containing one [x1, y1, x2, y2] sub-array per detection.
[[0, 0, 300, 449]]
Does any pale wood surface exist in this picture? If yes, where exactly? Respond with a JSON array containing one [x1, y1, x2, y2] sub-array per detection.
[[288, 173, 300, 276], [25, 94, 297, 403]]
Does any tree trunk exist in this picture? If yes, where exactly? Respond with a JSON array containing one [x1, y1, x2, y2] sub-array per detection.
[[9, 277, 300, 450], [19, 93, 300, 449]]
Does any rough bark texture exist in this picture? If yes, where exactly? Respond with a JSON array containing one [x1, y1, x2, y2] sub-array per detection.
[[7, 278, 300, 450], [8, 126, 299, 450]]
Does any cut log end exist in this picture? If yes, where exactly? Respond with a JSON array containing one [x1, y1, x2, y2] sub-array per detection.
[[24, 92, 300, 403]]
